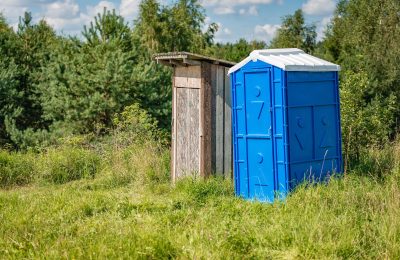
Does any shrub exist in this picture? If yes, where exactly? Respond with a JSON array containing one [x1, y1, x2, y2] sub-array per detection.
[[111, 141, 170, 187], [352, 138, 400, 179], [38, 147, 101, 184], [0, 151, 36, 188], [340, 71, 397, 172], [112, 103, 169, 147]]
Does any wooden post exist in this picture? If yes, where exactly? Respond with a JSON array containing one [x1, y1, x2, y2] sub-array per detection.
[[200, 62, 212, 177]]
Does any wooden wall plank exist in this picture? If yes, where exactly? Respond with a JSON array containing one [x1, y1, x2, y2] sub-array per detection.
[[188, 88, 200, 176], [175, 87, 200, 178], [174, 66, 202, 88], [200, 62, 212, 177], [215, 66, 225, 176], [210, 64, 217, 174], [172, 73, 177, 182], [174, 77, 201, 89], [173, 66, 201, 180], [224, 67, 233, 178]]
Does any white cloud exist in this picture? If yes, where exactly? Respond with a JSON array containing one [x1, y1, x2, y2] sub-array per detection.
[[0, 3, 28, 25], [202, 0, 276, 16], [214, 6, 235, 15], [202, 0, 273, 7], [87, 1, 116, 17], [0, 0, 141, 36], [44, 0, 79, 19], [302, 0, 336, 16], [215, 22, 233, 42], [239, 5, 258, 15], [316, 16, 332, 40], [248, 6, 258, 15], [254, 24, 280, 42], [119, 0, 140, 21], [223, 28, 231, 35], [43, 1, 116, 32]]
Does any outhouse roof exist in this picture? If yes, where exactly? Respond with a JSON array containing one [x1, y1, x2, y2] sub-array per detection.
[[227, 48, 340, 74], [153, 52, 236, 67]]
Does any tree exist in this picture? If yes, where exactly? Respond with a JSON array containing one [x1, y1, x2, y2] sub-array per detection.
[[205, 38, 267, 62], [340, 71, 396, 168], [323, 0, 400, 97], [133, 0, 217, 54], [82, 8, 132, 52], [0, 1, 220, 149], [0, 12, 59, 148], [37, 8, 173, 136], [0, 15, 20, 146], [270, 9, 317, 53], [321, 0, 400, 147]]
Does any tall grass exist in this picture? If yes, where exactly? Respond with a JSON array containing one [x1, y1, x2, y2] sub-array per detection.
[[0, 135, 400, 258], [0, 151, 35, 188]]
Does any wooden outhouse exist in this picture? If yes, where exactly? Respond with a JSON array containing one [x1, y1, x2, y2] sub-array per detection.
[[154, 52, 236, 182]]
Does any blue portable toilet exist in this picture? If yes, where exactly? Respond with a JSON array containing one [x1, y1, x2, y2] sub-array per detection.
[[228, 48, 342, 202]]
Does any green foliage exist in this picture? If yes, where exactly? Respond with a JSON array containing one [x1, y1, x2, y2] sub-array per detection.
[[0, 143, 400, 258], [340, 71, 397, 169], [316, 0, 400, 160], [83, 8, 132, 51], [1, 2, 213, 149], [0, 12, 59, 148], [353, 141, 400, 179], [270, 9, 317, 53], [324, 0, 400, 94], [175, 177, 233, 205], [134, 0, 215, 54], [112, 103, 166, 144], [0, 109, 400, 258], [0, 59, 20, 146], [38, 41, 139, 134], [38, 147, 101, 184], [0, 151, 35, 188], [205, 38, 267, 62]]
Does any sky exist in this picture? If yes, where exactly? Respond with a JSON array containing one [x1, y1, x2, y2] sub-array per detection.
[[0, 0, 338, 43]]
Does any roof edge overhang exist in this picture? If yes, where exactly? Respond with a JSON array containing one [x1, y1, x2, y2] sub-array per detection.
[[227, 48, 341, 74], [153, 52, 236, 67]]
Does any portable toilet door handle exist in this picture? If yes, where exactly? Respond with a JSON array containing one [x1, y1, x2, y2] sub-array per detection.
[[268, 126, 272, 136]]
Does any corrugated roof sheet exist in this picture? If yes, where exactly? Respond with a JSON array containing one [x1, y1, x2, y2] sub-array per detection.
[[227, 48, 340, 74], [153, 52, 236, 67]]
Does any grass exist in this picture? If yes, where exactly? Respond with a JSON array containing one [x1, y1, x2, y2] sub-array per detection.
[[0, 138, 400, 258]]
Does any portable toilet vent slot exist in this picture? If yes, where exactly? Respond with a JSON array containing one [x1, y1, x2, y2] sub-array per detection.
[[228, 48, 342, 202]]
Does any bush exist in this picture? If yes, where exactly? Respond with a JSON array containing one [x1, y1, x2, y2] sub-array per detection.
[[340, 71, 397, 171], [0, 151, 36, 188], [38, 147, 101, 184], [112, 103, 169, 146], [352, 138, 400, 179], [103, 140, 170, 188]]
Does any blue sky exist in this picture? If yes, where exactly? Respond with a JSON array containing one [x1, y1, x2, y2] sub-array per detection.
[[0, 0, 338, 43]]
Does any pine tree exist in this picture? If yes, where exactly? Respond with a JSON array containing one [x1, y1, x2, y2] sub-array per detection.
[[270, 9, 317, 53]]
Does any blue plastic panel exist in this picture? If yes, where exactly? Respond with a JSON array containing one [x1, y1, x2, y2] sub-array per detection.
[[230, 63, 342, 202], [245, 72, 272, 136], [231, 63, 277, 202], [248, 139, 274, 201], [286, 71, 342, 188]]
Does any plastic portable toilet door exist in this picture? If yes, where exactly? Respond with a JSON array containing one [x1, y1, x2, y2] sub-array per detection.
[[237, 69, 275, 201]]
